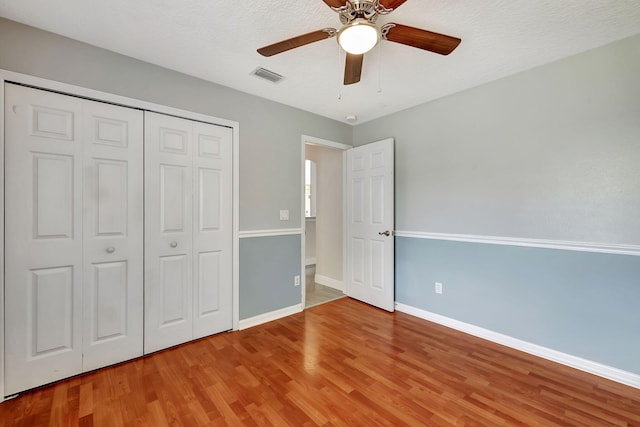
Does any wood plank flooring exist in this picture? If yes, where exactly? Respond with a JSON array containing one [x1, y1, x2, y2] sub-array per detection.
[[2, 298, 639, 426]]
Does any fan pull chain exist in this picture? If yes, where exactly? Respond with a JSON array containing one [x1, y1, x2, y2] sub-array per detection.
[[337, 43, 342, 100], [377, 40, 382, 93]]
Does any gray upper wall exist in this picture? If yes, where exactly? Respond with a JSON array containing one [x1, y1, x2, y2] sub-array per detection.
[[354, 34, 640, 245], [0, 17, 352, 231], [2, 17, 639, 243]]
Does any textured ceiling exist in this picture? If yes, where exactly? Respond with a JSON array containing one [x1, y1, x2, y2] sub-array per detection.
[[1, 0, 640, 124]]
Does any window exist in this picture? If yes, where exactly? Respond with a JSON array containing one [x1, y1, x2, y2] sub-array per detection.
[[305, 159, 316, 217]]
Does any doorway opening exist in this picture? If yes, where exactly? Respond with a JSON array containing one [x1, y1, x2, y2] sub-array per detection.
[[301, 136, 351, 309]]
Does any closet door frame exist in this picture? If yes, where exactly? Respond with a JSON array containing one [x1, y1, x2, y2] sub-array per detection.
[[0, 70, 241, 402]]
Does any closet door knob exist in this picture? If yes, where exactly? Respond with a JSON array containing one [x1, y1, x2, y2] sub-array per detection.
[[170, 241, 178, 248], [106, 247, 115, 254]]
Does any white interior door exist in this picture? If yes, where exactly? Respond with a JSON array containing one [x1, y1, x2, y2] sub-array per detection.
[[4, 84, 144, 394], [192, 121, 233, 338], [4, 84, 84, 394], [345, 138, 395, 312], [144, 112, 233, 353], [81, 99, 144, 371], [144, 112, 194, 353]]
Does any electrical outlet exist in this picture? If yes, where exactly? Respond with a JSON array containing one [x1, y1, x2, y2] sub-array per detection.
[[294, 275, 300, 286], [435, 282, 443, 294], [279, 210, 289, 221]]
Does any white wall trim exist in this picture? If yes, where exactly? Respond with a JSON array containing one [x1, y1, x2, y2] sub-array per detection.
[[238, 304, 303, 330], [301, 138, 307, 309], [395, 303, 640, 390], [395, 231, 640, 257], [315, 274, 344, 292], [302, 134, 352, 151], [1, 70, 238, 129], [239, 228, 303, 239], [232, 118, 240, 332], [0, 79, 5, 403], [342, 151, 348, 304]]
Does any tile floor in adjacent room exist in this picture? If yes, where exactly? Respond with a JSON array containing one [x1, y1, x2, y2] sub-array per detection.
[[305, 265, 345, 308]]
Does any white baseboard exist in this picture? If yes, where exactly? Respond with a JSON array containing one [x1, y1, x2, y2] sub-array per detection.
[[305, 257, 316, 266], [315, 274, 344, 291], [395, 303, 640, 390], [239, 304, 302, 330]]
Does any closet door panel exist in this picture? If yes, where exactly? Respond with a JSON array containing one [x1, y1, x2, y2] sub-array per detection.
[[144, 112, 193, 353], [90, 261, 128, 337], [193, 122, 233, 338], [4, 84, 84, 395], [33, 154, 75, 238], [161, 164, 189, 232], [29, 267, 75, 353], [159, 254, 190, 324], [82, 100, 143, 371], [197, 251, 221, 315]]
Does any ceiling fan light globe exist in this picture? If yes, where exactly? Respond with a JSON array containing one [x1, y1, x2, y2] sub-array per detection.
[[338, 20, 380, 55]]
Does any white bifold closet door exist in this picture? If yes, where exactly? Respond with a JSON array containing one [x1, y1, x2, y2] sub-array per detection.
[[4, 84, 144, 395], [144, 111, 232, 354]]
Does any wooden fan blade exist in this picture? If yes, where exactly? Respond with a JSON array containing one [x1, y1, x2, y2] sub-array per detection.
[[257, 29, 336, 57], [344, 53, 363, 85], [378, 0, 408, 10], [322, 0, 347, 8], [383, 23, 461, 55]]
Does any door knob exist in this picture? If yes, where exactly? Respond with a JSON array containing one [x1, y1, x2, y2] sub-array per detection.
[[106, 246, 115, 254], [170, 241, 178, 248], [378, 230, 391, 237]]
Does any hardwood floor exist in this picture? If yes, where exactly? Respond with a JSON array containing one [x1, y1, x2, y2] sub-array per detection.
[[2, 298, 639, 426]]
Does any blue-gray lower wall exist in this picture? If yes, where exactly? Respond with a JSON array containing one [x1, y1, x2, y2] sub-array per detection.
[[239, 234, 301, 319], [396, 236, 640, 375]]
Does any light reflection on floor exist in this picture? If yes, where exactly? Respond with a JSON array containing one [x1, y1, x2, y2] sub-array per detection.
[[304, 265, 346, 371]]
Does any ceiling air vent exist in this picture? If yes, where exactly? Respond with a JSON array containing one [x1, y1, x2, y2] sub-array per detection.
[[251, 67, 285, 84]]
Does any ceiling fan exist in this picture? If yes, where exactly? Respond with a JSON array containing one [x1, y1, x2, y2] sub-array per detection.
[[257, 0, 461, 85]]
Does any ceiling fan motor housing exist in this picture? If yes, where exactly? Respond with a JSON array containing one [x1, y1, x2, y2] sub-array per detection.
[[336, 1, 393, 25]]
